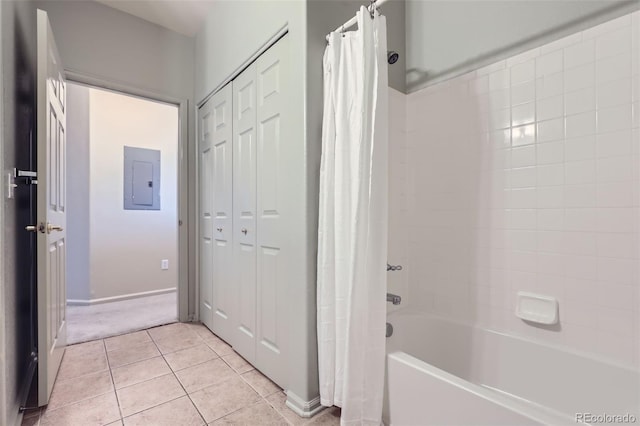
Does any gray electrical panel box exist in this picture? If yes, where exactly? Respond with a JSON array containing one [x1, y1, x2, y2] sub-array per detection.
[[124, 146, 161, 210]]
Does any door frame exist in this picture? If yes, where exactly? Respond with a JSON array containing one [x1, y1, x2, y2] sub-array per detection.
[[64, 70, 191, 322]]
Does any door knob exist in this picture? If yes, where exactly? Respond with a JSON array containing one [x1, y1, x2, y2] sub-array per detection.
[[47, 223, 63, 233], [241, 228, 248, 235]]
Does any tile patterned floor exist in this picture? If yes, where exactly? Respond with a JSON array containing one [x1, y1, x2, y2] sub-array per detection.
[[21, 323, 340, 426]]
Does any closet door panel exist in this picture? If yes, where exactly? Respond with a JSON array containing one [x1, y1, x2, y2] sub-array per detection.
[[233, 62, 258, 363], [198, 99, 214, 330], [255, 34, 289, 387], [211, 84, 234, 343]]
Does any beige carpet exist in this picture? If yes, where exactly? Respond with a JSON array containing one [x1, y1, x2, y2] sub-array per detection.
[[66, 292, 178, 344]]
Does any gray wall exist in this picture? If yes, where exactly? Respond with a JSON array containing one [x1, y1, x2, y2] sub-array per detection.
[[66, 83, 90, 302], [0, 1, 37, 425], [36, 0, 196, 320], [35, 1, 194, 101], [0, 2, 5, 422], [307, 0, 406, 92], [195, 0, 305, 103], [406, 0, 640, 92]]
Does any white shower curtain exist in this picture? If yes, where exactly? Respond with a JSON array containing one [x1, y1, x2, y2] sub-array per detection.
[[317, 6, 388, 426]]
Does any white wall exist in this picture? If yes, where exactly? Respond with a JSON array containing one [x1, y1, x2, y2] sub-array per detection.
[[36, 0, 194, 101], [400, 11, 640, 367], [37, 0, 196, 318], [406, 0, 640, 92], [195, 0, 304, 103], [388, 88, 410, 313], [86, 88, 179, 301], [67, 83, 91, 301]]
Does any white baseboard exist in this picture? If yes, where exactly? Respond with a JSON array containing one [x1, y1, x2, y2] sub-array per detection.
[[285, 391, 324, 418], [67, 288, 177, 306]]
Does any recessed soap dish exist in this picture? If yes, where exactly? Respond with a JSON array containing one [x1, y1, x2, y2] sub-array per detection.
[[515, 292, 558, 325]]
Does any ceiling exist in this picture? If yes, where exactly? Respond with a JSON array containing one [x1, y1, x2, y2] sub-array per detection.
[[94, 0, 216, 37]]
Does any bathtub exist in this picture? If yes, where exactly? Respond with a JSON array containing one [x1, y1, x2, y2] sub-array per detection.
[[382, 310, 639, 425]]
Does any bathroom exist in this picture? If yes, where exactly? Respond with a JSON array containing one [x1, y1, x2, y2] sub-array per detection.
[[0, 0, 638, 425]]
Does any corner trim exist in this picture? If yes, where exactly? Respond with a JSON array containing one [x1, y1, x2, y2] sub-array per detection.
[[285, 391, 324, 418], [67, 288, 176, 306]]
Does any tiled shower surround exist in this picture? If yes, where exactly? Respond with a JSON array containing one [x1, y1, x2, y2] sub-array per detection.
[[390, 11, 640, 367]]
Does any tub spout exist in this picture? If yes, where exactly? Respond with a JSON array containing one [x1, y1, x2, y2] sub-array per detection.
[[387, 293, 401, 305]]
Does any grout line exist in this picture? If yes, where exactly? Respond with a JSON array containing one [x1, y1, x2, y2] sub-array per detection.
[[116, 329, 192, 418], [169, 358, 208, 426], [103, 339, 125, 424], [161, 349, 220, 373], [120, 394, 186, 422], [111, 359, 173, 391], [113, 326, 205, 423], [261, 393, 297, 426]]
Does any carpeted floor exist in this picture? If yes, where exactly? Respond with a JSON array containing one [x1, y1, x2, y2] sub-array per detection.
[[66, 292, 178, 344]]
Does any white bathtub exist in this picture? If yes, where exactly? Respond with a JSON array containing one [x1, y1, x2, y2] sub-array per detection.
[[383, 310, 639, 426]]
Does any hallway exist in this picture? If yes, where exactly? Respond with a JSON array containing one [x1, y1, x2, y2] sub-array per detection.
[[21, 323, 340, 426], [66, 293, 177, 344]]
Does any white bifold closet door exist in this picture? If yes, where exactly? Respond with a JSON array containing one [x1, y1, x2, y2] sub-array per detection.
[[200, 33, 291, 389], [199, 83, 234, 342], [254, 34, 289, 387], [198, 93, 214, 330], [233, 62, 259, 363]]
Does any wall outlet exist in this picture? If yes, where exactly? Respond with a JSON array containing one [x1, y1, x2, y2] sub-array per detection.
[[161, 259, 169, 270]]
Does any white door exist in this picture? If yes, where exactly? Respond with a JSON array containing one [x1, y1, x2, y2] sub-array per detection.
[[210, 85, 234, 343], [255, 34, 289, 387], [198, 92, 215, 330], [36, 9, 67, 405], [199, 83, 234, 339], [232, 62, 258, 363]]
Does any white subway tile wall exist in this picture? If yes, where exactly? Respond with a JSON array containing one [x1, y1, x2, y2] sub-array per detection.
[[401, 11, 640, 367]]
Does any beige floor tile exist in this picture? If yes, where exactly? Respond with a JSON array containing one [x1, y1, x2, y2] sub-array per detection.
[[266, 392, 324, 426], [57, 350, 110, 381], [104, 331, 151, 352], [190, 375, 260, 423], [123, 396, 204, 426], [21, 414, 40, 426], [203, 335, 235, 356], [147, 322, 188, 341], [40, 392, 120, 426], [107, 341, 160, 368], [240, 370, 281, 397], [183, 322, 211, 336], [111, 356, 171, 389], [306, 407, 341, 426], [163, 344, 218, 372], [221, 351, 254, 374], [116, 373, 185, 417], [65, 340, 106, 357], [154, 332, 203, 355], [48, 370, 114, 410], [175, 358, 236, 393], [106, 421, 123, 426], [22, 408, 41, 419], [210, 400, 289, 425]]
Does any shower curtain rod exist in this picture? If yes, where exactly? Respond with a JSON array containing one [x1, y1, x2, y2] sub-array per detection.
[[325, 0, 389, 41]]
